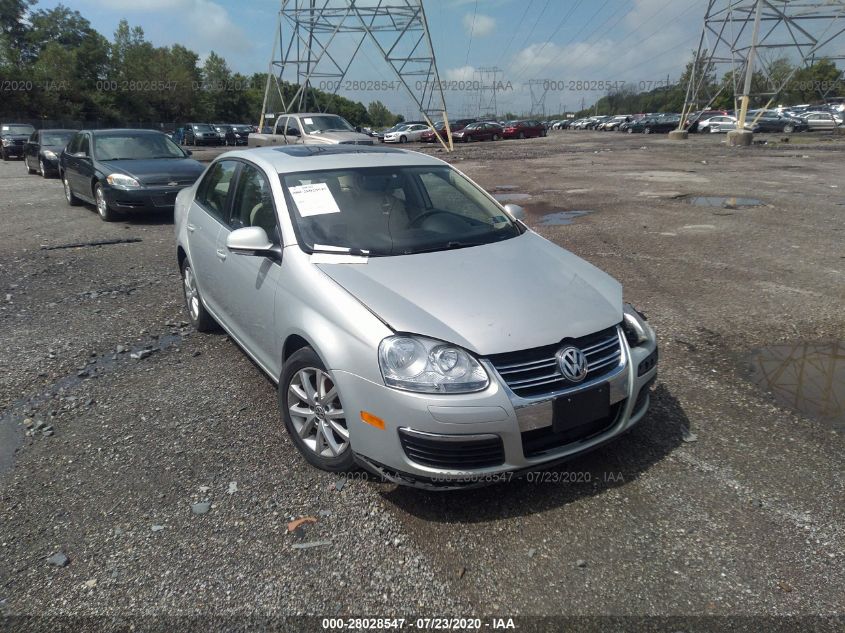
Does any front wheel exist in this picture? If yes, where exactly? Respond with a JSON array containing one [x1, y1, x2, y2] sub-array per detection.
[[783, 124, 794, 133], [492, 134, 500, 141], [399, 135, 407, 144], [181, 258, 216, 332], [39, 159, 49, 178], [279, 347, 354, 472], [25, 158, 35, 174], [518, 132, 525, 139], [95, 183, 118, 222], [643, 128, 652, 135]]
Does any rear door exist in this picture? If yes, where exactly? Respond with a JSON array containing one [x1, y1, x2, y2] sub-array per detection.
[[214, 161, 283, 374], [186, 159, 239, 317]]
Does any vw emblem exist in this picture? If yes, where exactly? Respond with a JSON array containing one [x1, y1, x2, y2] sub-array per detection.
[[556, 346, 589, 382]]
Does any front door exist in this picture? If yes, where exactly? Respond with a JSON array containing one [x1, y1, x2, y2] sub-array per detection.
[[186, 159, 239, 317], [214, 162, 283, 376]]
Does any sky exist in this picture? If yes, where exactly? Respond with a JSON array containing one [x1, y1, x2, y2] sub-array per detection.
[[34, 1, 729, 117]]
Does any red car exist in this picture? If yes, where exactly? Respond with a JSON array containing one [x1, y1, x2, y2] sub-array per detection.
[[419, 118, 477, 143], [502, 119, 546, 139], [452, 122, 504, 142]]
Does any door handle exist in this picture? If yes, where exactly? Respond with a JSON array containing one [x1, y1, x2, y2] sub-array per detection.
[[186, 223, 196, 233], [216, 249, 227, 261]]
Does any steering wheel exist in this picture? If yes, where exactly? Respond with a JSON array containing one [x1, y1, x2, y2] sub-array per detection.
[[408, 210, 472, 230]]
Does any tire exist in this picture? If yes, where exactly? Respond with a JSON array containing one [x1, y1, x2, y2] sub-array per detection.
[[1, 148, 7, 161], [399, 135, 407, 144], [279, 347, 354, 472], [94, 183, 118, 222], [492, 134, 500, 141], [40, 159, 49, 178], [62, 173, 81, 206], [643, 128, 652, 135], [541, 129, 547, 137], [180, 258, 216, 333], [464, 135, 471, 143], [518, 132, 525, 139], [25, 158, 35, 175], [627, 128, 634, 134], [783, 124, 794, 133]]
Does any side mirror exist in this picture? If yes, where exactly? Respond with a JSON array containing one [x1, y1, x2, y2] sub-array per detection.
[[226, 226, 281, 259], [72, 152, 88, 159], [503, 203, 525, 220], [185, 150, 193, 156]]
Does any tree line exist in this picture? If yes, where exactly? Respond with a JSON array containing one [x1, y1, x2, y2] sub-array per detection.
[[0, 1, 404, 127]]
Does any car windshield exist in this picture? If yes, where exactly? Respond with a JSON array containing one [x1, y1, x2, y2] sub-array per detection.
[[280, 165, 522, 256], [3, 124, 34, 135], [192, 124, 214, 132], [42, 131, 74, 146], [300, 115, 355, 134], [93, 133, 186, 160]]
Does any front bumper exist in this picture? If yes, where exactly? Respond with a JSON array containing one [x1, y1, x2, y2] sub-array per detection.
[[335, 329, 658, 488], [105, 185, 190, 211], [3, 143, 24, 157]]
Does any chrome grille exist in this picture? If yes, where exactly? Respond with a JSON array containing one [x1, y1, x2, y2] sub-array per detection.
[[487, 325, 622, 398]]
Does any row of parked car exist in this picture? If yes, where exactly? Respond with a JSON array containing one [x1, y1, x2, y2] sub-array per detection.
[[551, 103, 844, 135], [374, 118, 549, 144], [2, 123, 206, 221]]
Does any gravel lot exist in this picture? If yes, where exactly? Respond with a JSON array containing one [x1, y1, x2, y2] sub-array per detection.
[[0, 131, 843, 631]]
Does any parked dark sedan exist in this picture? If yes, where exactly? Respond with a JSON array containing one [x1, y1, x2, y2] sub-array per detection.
[[502, 120, 546, 139], [213, 123, 251, 146], [451, 121, 504, 142], [60, 129, 205, 222], [1, 123, 35, 160], [626, 116, 681, 134], [749, 110, 807, 133], [419, 118, 478, 143], [24, 129, 76, 177], [183, 123, 224, 146]]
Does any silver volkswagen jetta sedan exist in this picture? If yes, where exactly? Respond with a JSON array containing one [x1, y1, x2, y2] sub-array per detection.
[[174, 145, 658, 487]]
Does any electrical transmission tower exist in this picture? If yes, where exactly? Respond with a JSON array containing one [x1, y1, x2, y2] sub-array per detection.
[[527, 79, 548, 118], [681, 0, 845, 131], [258, 0, 452, 148], [474, 66, 503, 118]]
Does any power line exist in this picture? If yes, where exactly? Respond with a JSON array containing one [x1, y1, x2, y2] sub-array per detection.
[[465, 0, 479, 66], [495, 0, 536, 67]]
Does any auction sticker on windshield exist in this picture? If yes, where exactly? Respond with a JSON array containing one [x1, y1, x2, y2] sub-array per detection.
[[289, 183, 341, 217]]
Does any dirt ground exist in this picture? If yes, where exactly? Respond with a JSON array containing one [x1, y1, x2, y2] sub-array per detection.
[[0, 130, 843, 631]]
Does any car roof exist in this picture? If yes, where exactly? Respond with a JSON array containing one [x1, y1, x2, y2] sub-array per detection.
[[221, 145, 446, 173], [85, 129, 168, 135]]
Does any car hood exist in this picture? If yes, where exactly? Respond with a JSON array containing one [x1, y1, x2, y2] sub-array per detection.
[[2, 134, 31, 141], [305, 131, 375, 144], [316, 231, 623, 355], [98, 159, 205, 185]]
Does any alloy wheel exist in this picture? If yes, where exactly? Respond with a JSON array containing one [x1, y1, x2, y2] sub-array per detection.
[[63, 177, 72, 202], [39, 159, 46, 176], [182, 265, 200, 321], [95, 187, 108, 218], [287, 368, 349, 458]]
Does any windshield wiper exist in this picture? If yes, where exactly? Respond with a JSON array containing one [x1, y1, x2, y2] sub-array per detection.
[[310, 245, 386, 257], [404, 240, 484, 255]]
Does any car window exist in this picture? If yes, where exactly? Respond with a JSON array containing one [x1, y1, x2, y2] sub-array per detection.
[[196, 160, 238, 221], [79, 135, 90, 156], [228, 164, 279, 243], [280, 165, 521, 256]]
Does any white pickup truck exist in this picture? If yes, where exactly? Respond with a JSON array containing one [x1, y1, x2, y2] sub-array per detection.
[[248, 113, 375, 147]]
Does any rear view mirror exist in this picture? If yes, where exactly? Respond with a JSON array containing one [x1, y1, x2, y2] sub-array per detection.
[[503, 203, 525, 220]]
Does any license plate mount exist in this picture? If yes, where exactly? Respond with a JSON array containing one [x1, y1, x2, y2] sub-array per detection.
[[552, 383, 610, 433]]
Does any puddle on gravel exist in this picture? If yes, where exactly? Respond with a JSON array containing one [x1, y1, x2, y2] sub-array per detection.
[[747, 341, 844, 431], [493, 184, 519, 191], [0, 332, 187, 476], [493, 192, 532, 203], [685, 196, 765, 209], [536, 210, 595, 226]]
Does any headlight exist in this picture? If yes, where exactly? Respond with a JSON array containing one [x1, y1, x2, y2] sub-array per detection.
[[43, 150, 57, 160], [106, 173, 141, 188], [1, 139, 10, 147], [378, 335, 489, 393], [622, 303, 654, 347]]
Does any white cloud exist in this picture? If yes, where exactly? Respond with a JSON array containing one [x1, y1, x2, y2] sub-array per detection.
[[444, 65, 476, 81], [463, 13, 495, 38]]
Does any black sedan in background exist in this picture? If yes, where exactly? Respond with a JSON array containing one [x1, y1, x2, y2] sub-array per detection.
[[59, 129, 205, 222], [626, 116, 681, 134], [183, 123, 224, 146], [749, 110, 808, 133], [213, 123, 251, 146], [24, 129, 76, 178], [1, 123, 35, 160]]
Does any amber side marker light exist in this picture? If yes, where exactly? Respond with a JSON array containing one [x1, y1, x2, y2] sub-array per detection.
[[360, 411, 385, 430]]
